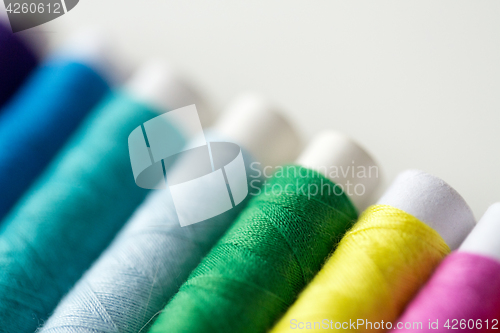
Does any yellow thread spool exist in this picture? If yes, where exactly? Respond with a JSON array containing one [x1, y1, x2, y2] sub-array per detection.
[[271, 205, 450, 332]]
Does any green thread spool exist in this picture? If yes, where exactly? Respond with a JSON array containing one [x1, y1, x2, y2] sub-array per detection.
[[149, 131, 379, 333], [149, 165, 357, 333]]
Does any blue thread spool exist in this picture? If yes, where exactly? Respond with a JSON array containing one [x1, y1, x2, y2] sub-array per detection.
[[0, 29, 113, 220]]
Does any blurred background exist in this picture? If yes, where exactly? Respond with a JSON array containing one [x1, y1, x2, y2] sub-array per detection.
[[2, 0, 499, 218]]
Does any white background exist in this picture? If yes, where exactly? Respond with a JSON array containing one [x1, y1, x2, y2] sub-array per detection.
[[3, 1, 500, 218]]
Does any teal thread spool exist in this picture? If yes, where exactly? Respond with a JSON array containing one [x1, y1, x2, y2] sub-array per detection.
[[149, 131, 380, 333], [0, 62, 210, 333]]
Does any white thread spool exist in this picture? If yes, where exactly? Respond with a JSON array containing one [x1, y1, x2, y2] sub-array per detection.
[[39, 93, 301, 333], [50, 27, 125, 84], [460, 202, 500, 262], [377, 170, 476, 250], [296, 130, 380, 212], [165, 93, 302, 226], [0, 5, 8, 24], [214, 92, 301, 168], [126, 60, 213, 128]]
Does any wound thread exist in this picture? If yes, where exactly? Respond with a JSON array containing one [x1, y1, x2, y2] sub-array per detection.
[[271, 205, 450, 333], [0, 92, 183, 333], [0, 59, 109, 220], [391, 252, 500, 332], [148, 165, 358, 333], [38, 147, 259, 333]]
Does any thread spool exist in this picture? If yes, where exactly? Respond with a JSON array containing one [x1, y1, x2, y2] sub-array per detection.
[[392, 203, 500, 332], [0, 28, 113, 220], [0, 61, 209, 333], [148, 130, 379, 333], [51, 27, 124, 84], [460, 202, 500, 261], [0, 20, 38, 107], [271, 169, 476, 333], [296, 131, 379, 211], [38, 93, 301, 333], [213, 92, 300, 169]]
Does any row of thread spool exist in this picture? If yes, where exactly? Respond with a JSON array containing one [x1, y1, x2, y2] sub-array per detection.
[[0, 21, 499, 333]]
